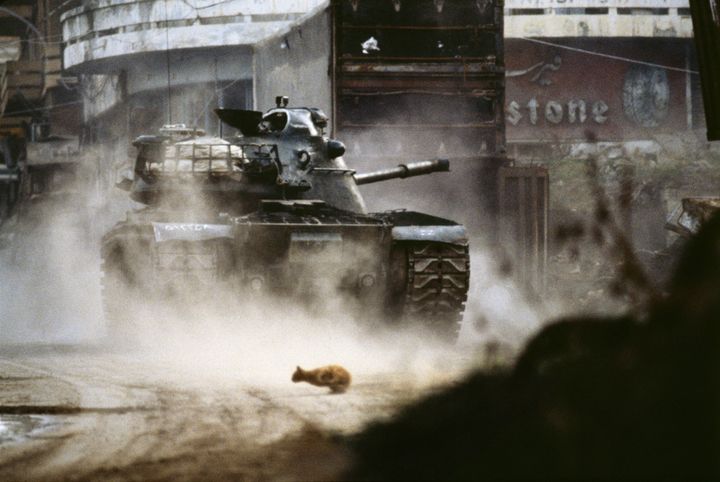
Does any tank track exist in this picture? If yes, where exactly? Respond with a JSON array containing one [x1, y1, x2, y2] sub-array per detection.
[[402, 242, 470, 341], [100, 221, 153, 340]]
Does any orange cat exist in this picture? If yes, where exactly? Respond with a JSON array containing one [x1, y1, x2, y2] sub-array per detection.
[[292, 365, 352, 393]]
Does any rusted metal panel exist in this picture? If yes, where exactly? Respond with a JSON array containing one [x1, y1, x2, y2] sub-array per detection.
[[332, 0, 505, 159], [341, 62, 502, 74], [505, 38, 693, 144], [498, 166, 549, 291]]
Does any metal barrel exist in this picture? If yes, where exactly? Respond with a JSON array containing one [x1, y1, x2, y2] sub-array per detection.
[[353, 159, 450, 185]]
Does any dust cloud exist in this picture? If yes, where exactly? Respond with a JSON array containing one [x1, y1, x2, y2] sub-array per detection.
[[460, 248, 542, 350], [114, 300, 461, 387], [0, 189, 544, 388], [0, 193, 106, 343], [0, 132, 550, 389], [97, 234, 517, 388]]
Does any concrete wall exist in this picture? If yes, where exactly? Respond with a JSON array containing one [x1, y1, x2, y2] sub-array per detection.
[[124, 47, 253, 96], [81, 74, 122, 121], [80, 46, 253, 122], [253, 6, 331, 116], [61, 0, 326, 71], [505, 0, 693, 38]]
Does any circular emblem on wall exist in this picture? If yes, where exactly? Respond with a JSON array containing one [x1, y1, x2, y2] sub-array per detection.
[[622, 65, 670, 127]]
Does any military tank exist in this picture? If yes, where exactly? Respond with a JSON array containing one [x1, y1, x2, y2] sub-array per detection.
[[102, 97, 470, 340]]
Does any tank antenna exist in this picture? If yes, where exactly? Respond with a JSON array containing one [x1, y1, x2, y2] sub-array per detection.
[[164, 0, 172, 123], [215, 57, 222, 138]]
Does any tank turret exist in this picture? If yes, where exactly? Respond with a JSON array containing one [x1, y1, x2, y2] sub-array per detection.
[[122, 100, 452, 215]]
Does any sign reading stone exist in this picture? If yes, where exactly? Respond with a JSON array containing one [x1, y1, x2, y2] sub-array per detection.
[[506, 98, 609, 126]]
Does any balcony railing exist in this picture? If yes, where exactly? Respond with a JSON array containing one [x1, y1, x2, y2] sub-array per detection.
[[505, 0, 689, 11], [505, 0, 693, 37]]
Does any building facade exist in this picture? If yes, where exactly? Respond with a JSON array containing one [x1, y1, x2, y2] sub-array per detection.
[[1, 0, 78, 139], [504, 0, 701, 159], [0, 0, 83, 222], [503, 0, 713, 253]]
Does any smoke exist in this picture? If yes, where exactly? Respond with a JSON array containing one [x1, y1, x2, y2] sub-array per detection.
[[97, 199, 472, 387], [108, 296, 471, 388], [0, 134, 555, 391], [0, 149, 135, 344], [460, 249, 542, 351], [0, 194, 106, 343], [0, 187, 549, 391], [98, 236, 549, 389]]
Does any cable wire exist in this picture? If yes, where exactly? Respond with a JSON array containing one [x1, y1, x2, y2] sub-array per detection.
[[518, 36, 699, 74]]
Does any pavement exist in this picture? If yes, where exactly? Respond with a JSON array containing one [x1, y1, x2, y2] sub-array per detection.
[[0, 342, 475, 481]]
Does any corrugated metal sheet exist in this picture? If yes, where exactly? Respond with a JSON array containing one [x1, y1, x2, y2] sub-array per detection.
[[498, 166, 549, 291]]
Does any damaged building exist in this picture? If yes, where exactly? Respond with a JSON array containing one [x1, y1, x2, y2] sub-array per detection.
[[505, 0, 700, 158], [504, 0, 715, 256], [0, 0, 83, 226]]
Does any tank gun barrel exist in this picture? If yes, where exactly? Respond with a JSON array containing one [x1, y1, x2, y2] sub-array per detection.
[[353, 159, 449, 186]]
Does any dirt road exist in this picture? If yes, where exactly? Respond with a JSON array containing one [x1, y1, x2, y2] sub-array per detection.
[[0, 342, 475, 481]]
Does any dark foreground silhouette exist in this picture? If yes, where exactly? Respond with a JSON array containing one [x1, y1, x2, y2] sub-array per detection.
[[345, 213, 720, 480]]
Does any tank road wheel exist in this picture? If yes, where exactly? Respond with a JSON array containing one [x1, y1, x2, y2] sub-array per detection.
[[399, 242, 470, 342], [100, 223, 152, 342]]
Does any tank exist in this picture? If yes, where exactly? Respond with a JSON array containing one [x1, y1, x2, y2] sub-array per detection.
[[101, 97, 470, 341]]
